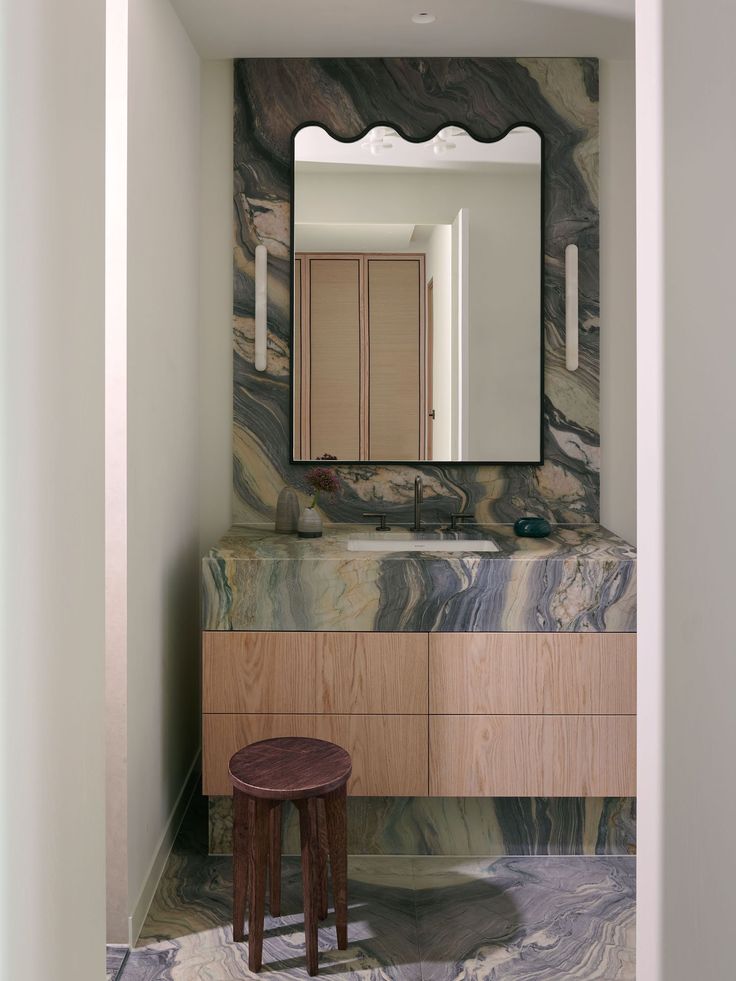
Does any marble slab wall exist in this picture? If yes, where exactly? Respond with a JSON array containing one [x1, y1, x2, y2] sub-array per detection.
[[233, 58, 600, 525], [209, 795, 635, 857]]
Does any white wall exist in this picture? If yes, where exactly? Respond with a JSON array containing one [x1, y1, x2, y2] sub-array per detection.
[[109, 0, 202, 944], [0, 1, 107, 979], [296, 166, 541, 461], [600, 59, 637, 544], [463, 175, 540, 460], [637, 0, 736, 977], [199, 61, 234, 550]]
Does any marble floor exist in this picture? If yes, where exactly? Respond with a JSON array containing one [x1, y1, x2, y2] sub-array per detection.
[[106, 945, 129, 981], [116, 796, 635, 980]]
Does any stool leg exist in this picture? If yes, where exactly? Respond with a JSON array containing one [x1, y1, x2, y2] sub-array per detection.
[[248, 798, 269, 972], [317, 799, 329, 921], [297, 799, 320, 976], [324, 785, 348, 951], [269, 802, 282, 917], [232, 790, 250, 943]]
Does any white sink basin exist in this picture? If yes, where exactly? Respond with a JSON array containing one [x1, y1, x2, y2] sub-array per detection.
[[347, 534, 500, 553]]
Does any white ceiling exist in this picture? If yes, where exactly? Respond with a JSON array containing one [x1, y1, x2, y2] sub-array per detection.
[[169, 0, 634, 61], [294, 223, 420, 252]]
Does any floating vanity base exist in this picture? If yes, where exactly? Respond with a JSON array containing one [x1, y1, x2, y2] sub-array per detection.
[[202, 524, 638, 860], [209, 795, 636, 857]]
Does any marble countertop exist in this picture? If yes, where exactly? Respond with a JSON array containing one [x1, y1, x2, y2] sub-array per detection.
[[207, 523, 636, 564], [203, 524, 636, 633]]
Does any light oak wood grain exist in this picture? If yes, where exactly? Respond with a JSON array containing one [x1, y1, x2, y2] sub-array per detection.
[[203, 714, 428, 796], [308, 257, 362, 459], [203, 631, 428, 714], [368, 257, 423, 460], [430, 632, 636, 715], [429, 714, 636, 796]]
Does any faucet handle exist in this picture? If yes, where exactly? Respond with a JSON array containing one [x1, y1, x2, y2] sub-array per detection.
[[448, 513, 476, 531], [363, 512, 391, 531]]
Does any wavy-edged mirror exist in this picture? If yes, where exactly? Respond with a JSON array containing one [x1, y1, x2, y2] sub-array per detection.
[[291, 123, 543, 464]]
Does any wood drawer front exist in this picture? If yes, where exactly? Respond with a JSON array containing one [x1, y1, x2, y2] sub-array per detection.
[[430, 715, 636, 796], [203, 631, 427, 714], [429, 633, 636, 715], [203, 713, 428, 796]]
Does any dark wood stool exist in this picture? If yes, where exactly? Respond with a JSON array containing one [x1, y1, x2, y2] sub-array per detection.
[[228, 736, 351, 975]]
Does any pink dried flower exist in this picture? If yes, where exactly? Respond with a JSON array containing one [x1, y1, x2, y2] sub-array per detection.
[[305, 466, 340, 507]]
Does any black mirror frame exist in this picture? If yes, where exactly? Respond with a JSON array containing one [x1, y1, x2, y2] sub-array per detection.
[[288, 119, 546, 467]]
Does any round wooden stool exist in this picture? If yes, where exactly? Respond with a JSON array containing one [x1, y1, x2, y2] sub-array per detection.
[[228, 736, 351, 975]]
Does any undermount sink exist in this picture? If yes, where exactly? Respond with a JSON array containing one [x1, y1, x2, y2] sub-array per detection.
[[346, 532, 500, 553]]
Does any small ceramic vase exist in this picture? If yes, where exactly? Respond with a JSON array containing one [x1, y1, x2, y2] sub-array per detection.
[[275, 487, 299, 533], [297, 506, 323, 539]]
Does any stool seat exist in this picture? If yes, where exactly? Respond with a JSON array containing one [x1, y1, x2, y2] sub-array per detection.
[[229, 736, 352, 800]]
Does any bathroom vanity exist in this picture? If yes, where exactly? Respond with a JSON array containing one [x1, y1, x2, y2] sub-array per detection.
[[206, 57, 637, 856], [202, 524, 636, 803]]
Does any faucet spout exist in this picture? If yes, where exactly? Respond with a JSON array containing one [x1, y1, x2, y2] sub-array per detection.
[[411, 475, 423, 532]]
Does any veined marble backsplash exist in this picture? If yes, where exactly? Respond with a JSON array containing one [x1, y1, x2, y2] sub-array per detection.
[[233, 58, 600, 525], [209, 796, 635, 857]]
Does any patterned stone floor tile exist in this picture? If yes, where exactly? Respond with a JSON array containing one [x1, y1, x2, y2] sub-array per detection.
[[411, 856, 636, 980], [122, 796, 421, 980], [106, 945, 129, 981], [119, 798, 635, 981]]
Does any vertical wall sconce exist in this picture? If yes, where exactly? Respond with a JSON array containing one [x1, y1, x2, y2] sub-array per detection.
[[255, 244, 267, 372], [565, 243, 579, 371]]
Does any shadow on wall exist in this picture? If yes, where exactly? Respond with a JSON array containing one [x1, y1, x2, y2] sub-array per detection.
[[160, 538, 202, 781]]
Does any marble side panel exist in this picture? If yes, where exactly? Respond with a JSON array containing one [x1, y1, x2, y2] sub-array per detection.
[[232, 58, 601, 525], [208, 796, 636, 858], [202, 524, 636, 631]]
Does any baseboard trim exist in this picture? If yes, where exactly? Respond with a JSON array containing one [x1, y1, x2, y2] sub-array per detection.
[[128, 752, 201, 945]]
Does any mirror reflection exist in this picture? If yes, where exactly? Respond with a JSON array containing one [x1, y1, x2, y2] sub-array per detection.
[[292, 124, 542, 463]]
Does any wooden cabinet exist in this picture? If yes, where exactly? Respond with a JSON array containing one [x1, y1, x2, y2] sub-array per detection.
[[203, 714, 428, 796], [203, 631, 428, 714], [294, 253, 426, 461], [202, 630, 636, 798], [304, 257, 363, 460], [429, 633, 636, 715], [202, 631, 429, 796], [429, 715, 636, 797]]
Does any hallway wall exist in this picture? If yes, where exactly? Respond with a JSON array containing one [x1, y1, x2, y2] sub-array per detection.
[[0, 1, 107, 978], [637, 0, 736, 976], [105, 0, 203, 946]]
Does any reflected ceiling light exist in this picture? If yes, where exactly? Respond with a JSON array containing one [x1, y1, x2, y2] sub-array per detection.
[[412, 12, 436, 24], [432, 128, 457, 155], [360, 126, 394, 156]]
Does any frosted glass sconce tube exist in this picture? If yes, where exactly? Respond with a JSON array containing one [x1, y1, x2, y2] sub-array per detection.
[[255, 244, 267, 372], [565, 243, 579, 371]]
